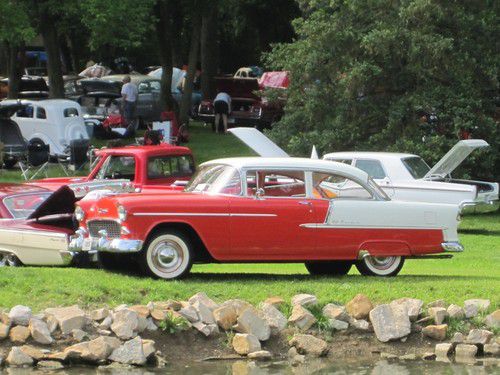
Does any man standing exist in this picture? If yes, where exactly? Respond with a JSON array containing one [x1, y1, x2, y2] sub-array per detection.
[[121, 75, 138, 136], [213, 91, 231, 134]]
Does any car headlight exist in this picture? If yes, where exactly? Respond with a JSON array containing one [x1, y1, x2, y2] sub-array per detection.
[[117, 205, 127, 222], [74, 206, 85, 222]]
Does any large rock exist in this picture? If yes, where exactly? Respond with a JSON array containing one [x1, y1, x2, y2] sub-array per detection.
[[8, 306, 32, 326], [369, 303, 411, 342], [177, 304, 199, 323], [289, 334, 328, 357], [188, 292, 219, 311], [6, 346, 34, 366], [264, 297, 285, 307], [234, 308, 271, 341], [435, 343, 453, 357], [288, 305, 316, 332], [447, 304, 465, 320], [484, 343, 499, 356], [232, 333, 261, 355], [455, 344, 478, 359], [45, 305, 87, 334], [29, 319, 53, 345], [191, 300, 215, 324], [392, 298, 423, 321], [221, 299, 254, 316], [151, 309, 168, 322], [247, 350, 272, 360], [350, 318, 371, 331], [0, 322, 9, 339], [322, 304, 349, 322], [346, 294, 373, 320], [464, 299, 490, 312], [192, 321, 219, 337], [427, 300, 447, 308], [129, 305, 150, 318], [422, 324, 448, 341], [291, 294, 317, 307], [484, 310, 500, 329], [19, 345, 45, 361], [111, 309, 139, 340], [1, 312, 11, 326], [37, 360, 64, 369], [90, 308, 110, 321], [451, 332, 465, 344], [65, 336, 121, 362], [428, 307, 448, 325], [259, 303, 287, 333], [329, 319, 348, 331], [109, 336, 147, 365], [466, 329, 493, 345], [213, 305, 238, 330], [9, 325, 30, 343]]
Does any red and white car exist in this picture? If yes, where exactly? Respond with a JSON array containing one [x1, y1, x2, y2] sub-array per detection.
[[70, 152, 462, 279]]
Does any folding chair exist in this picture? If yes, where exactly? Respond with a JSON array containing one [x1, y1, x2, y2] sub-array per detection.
[[58, 139, 90, 176], [19, 142, 50, 180]]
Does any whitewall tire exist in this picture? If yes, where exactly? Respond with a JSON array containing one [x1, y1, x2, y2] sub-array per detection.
[[356, 256, 404, 277]]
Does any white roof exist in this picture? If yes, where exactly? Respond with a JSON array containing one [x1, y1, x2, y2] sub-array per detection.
[[323, 151, 417, 160], [201, 157, 370, 183], [6, 99, 81, 109]]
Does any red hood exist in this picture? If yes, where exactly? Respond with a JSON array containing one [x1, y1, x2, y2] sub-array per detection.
[[28, 177, 89, 191], [215, 77, 260, 100]]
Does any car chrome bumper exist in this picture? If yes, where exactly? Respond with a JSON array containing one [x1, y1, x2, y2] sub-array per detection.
[[69, 231, 142, 254], [441, 242, 464, 252], [460, 199, 499, 214]]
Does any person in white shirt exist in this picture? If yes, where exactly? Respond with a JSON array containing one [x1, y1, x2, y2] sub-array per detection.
[[213, 91, 231, 134], [121, 75, 138, 136]]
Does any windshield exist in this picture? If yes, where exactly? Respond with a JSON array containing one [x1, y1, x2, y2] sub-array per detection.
[[96, 155, 136, 180], [185, 165, 241, 195], [402, 156, 431, 179], [3, 192, 52, 219]]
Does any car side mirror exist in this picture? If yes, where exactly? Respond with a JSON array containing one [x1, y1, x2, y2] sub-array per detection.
[[255, 188, 265, 200]]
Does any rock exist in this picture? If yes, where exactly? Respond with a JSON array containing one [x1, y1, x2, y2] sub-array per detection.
[[88, 336, 122, 361], [29, 319, 53, 345], [350, 318, 370, 331], [451, 332, 465, 344], [90, 308, 110, 321], [264, 297, 284, 306], [9, 325, 30, 343], [0, 322, 9, 339], [20, 345, 45, 361], [146, 318, 157, 331], [329, 319, 348, 331], [288, 305, 316, 332], [136, 315, 149, 333], [6, 346, 34, 366], [234, 308, 271, 341], [97, 329, 111, 336], [247, 350, 272, 360], [392, 298, 423, 321], [45, 315, 58, 333], [464, 304, 478, 319], [435, 343, 453, 357], [369, 303, 411, 342], [99, 316, 113, 329], [428, 307, 448, 325], [111, 309, 139, 340], [192, 300, 215, 324], [71, 328, 89, 342], [455, 344, 478, 359], [291, 294, 318, 307], [221, 299, 255, 316], [178, 305, 199, 323], [346, 294, 373, 320], [288, 346, 298, 358], [188, 292, 219, 311], [37, 360, 64, 369], [485, 310, 500, 329], [399, 353, 417, 360], [142, 339, 156, 358], [153, 299, 183, 311], [192, 321, 219, 337], [1, 311, 11, 326], [323, 304, 349, 322], [233, 333, 261, 355], [45, 305, 87, 334], [109, 336, 147, 365], [259, 303, 287, 333], [484, 343, 499, 356], [9, 306, 32, 326], [289, 334, 328, 357], [447, 304, 465, 320], [151, 309, 168, 321], [466, 329, 493, 345], [129, 305, 150, 318], [422, 324, 448, 341], [464, 299, 490, 312], [427, 300, 447, 309], [213, 305, 238, 330]]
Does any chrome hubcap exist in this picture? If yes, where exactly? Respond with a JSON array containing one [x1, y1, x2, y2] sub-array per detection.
[[0, 254, 7, 267], [0, 253, 18, 267], [152, 240, 183, 272], [366, 256, 396, 270]]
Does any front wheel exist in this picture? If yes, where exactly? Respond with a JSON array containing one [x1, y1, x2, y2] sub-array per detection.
[[139, 230, 193, 280], [355, 256, 404, 277], [305, 261, 352, 276]]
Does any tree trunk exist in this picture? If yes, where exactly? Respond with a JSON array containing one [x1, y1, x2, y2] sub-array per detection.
[[38, 7, 65, 98], [179, 10, 201, 125], [6, 43, 22, 99], [155, 0, 175, 111], [200, 3, 218, 100], [170, 4, 184, 68], [0, 44, 8, 77]]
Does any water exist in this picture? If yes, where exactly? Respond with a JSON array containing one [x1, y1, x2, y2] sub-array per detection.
[[1, 359, 498, 375]]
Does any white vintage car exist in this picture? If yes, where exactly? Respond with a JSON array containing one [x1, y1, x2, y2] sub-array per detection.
[[323, 140, 499, 213], [6, 99, 89, 157]]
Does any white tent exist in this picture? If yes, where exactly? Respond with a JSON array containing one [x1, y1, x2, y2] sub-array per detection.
[[148, 67, 185, 91]]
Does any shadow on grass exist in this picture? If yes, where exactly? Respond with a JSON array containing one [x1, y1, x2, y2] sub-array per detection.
[[459, 228, 500, 236]]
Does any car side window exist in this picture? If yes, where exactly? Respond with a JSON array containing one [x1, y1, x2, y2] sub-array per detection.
[[97, 156, 136, 180], [354, 159, 386, 179], [36, 107, 46, 119], [312, 172, 373, 200], [16, 105, 34, 118], [247, 170, 305, 197], [147, 155, 195, 179], [138, 82, 150, 94], [64, 108, 79, 117]]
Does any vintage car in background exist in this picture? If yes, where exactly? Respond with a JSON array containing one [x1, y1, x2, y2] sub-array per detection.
[[4, 99, 89, 157], [0, 185, 77, 267], [323, 140, 499, 213], [234, 66, 264, 78], [197, 77, 284, 131], [0, 103, 27, 169], [70, 142, 462, 280], [0, 76, 49, 100]]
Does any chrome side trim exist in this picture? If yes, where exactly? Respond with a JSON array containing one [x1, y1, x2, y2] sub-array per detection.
[[0, 228, 67, 239], [300, 223, 442, 230], [441, 242, 464, 252], [132, 212, 277, 217]]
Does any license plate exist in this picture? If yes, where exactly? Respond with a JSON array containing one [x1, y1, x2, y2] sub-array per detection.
[[82, 238, 93, 251]]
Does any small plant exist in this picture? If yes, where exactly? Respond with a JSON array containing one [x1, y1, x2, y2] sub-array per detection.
[[223, 331, 235, 348], [308, 304, 331, 334], [158, 311, 190, 334]]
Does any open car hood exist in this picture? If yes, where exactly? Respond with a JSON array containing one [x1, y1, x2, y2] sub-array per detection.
[[215, 77, 260, 100], [424, 139, 490, 179], [228, 128, 289, 157], [28, 185, 76, 220]]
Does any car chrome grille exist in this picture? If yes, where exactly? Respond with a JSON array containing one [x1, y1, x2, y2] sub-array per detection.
[[87, 220, 121, 238]]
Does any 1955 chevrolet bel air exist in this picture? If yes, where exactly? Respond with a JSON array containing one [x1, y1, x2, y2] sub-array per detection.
[[70, 154, 463, 279]]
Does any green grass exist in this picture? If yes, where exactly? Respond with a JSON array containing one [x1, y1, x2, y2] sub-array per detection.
[[0, 122, 498, 311]]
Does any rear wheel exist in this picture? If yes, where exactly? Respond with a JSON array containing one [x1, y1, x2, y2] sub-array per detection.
[[3, 158, 17, 169], [0, 253, 21, 267], [356, 256, 404, 277], [305, 261, 352, 276], [139, 230, 193, 280]]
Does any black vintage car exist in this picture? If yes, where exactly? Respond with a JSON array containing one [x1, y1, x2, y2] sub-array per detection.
[[0, 76, 49, 100], [0, 103, 27, 169]]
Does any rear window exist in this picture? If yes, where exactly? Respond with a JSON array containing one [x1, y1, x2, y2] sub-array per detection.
[[3, 192, 51, 219], [147, 155, 195, 179], [402, 156, 431, 179], [64, 108, 79, 117], [355, 159, 386, 179]]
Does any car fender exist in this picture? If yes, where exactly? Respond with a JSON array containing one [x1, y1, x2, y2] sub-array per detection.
[[358, 240, 412, 257]]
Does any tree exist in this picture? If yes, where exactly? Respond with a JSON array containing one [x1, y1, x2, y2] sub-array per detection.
[[200, 1, 218, 100], [266, 0, 499, 180]]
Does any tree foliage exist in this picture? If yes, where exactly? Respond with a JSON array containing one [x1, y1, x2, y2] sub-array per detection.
[[266, 0, 499, 180]]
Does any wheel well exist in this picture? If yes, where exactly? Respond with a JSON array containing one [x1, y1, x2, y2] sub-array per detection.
[[145, 222, 214, 262]]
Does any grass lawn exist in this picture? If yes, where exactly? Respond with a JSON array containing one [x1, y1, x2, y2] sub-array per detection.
[[0, 122, 498, 311]]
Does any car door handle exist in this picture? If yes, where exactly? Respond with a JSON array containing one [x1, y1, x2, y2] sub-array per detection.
[[298, 201, 312, 206]]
